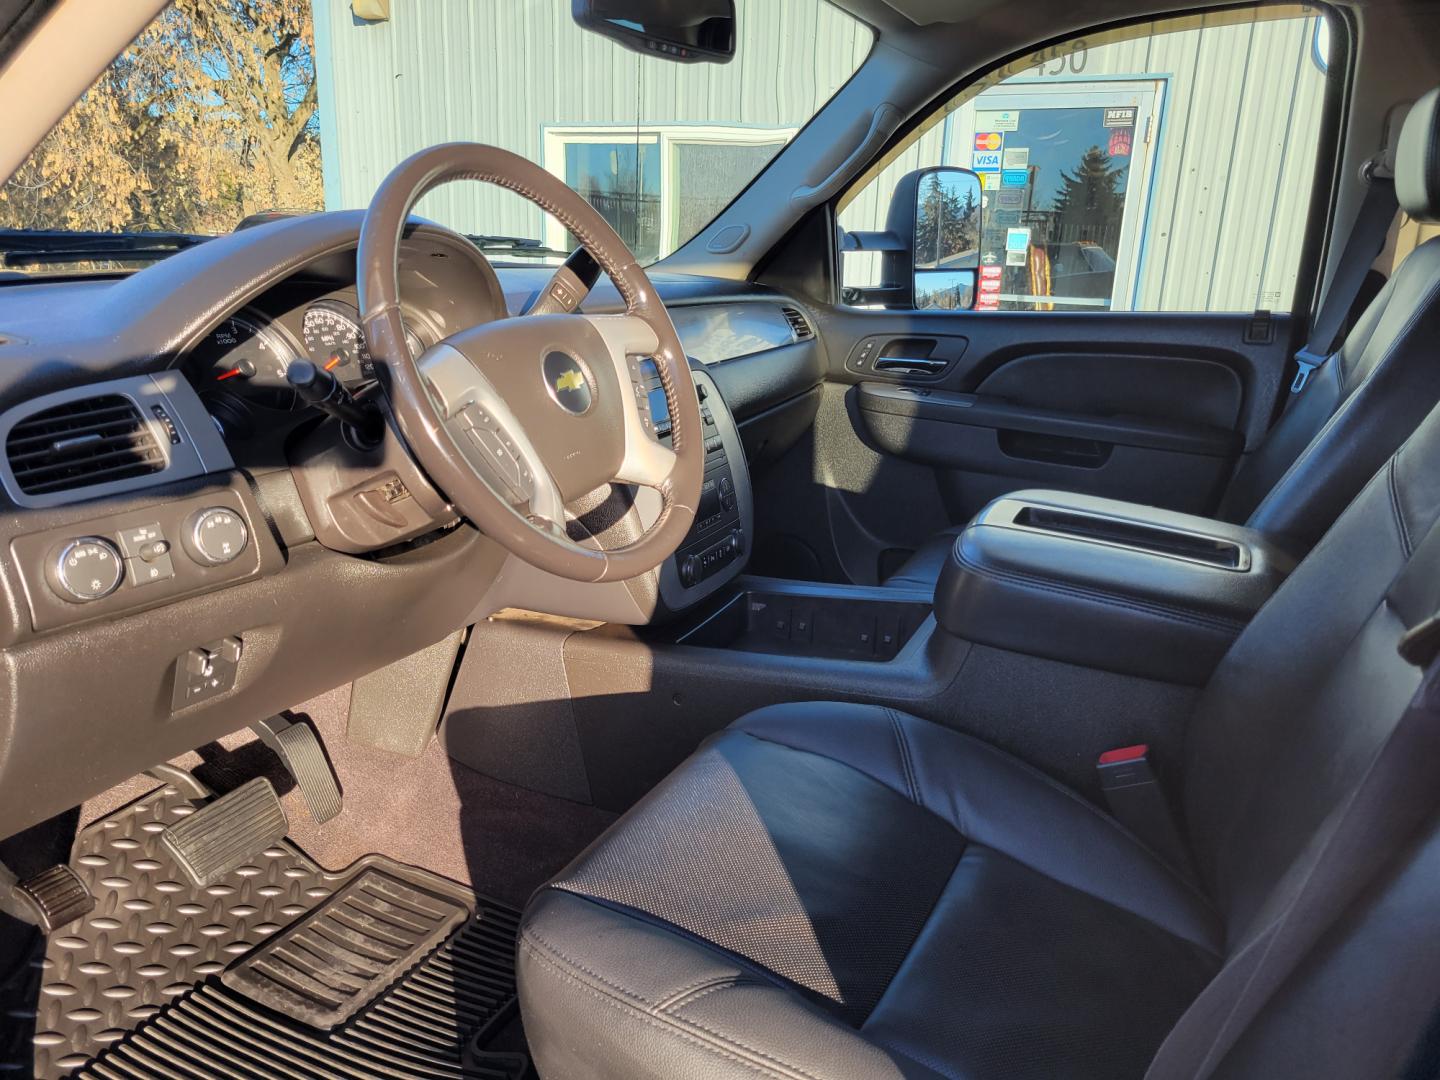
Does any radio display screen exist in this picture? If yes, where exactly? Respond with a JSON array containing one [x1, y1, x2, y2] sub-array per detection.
[[648, 386, 671, 429]]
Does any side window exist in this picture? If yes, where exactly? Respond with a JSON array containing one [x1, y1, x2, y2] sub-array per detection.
[[839, 7, 1332, 313]]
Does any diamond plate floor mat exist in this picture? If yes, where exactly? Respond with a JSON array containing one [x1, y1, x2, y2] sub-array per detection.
[[0, 783, 522, 1079]]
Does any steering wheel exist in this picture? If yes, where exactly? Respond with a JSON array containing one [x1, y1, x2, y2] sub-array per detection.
[[356, 143, 703, 583]]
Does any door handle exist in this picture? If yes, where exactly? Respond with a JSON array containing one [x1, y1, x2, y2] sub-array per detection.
[[874, 356, 947, 374]]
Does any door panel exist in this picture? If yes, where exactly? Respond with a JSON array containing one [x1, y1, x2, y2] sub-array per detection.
[[750, 305, 1294, 585]]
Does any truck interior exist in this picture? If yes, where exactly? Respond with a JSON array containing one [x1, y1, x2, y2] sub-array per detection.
[[1, 0, 1440, 1076]]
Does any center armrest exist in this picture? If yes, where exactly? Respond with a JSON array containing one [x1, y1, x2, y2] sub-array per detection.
[[934, 490, 1297, 685]]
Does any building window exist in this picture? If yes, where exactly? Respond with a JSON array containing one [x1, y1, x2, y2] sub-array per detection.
[[544, 125, 794, 262]]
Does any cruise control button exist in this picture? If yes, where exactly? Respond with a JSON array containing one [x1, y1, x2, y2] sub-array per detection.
[[466, 428, 522, 488]]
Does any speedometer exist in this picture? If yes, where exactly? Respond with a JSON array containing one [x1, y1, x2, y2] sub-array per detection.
[[301, 299, 424, 383], [301, 300, 372, 384]]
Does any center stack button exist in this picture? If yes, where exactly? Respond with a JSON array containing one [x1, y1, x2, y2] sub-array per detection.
[[183, 507, 249, 566]]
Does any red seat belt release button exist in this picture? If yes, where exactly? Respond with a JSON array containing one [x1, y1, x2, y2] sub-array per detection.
[[1097, 745, 1190, 875], [1097, 743, 1149, 766]]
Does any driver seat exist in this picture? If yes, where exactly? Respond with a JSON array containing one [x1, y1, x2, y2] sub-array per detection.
[[516, 388, 1440, 1077]]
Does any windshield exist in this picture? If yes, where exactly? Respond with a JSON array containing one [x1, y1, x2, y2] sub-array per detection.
[[0, 0, 871, 275]]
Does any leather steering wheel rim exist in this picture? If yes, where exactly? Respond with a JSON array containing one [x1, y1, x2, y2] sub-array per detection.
[[356, 143, 702, 583]]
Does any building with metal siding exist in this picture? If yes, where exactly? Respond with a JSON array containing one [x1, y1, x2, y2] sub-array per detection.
[[314, 1, 1328, 314], [312, 0, 871, 257]]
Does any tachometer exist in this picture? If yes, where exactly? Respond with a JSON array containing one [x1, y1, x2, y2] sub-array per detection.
[[196, 313, 299, 410]]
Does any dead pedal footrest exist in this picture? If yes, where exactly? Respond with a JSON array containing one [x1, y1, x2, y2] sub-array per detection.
[[160, 776, 289, 886], [252, 715, 342, 824]]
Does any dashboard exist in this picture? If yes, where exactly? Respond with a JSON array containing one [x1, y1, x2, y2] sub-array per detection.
[[0, 209, 824, 840]]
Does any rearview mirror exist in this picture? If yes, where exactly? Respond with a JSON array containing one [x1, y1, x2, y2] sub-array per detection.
[[572, 0, 736, 64]]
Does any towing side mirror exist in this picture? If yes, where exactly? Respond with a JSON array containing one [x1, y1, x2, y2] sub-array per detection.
[[897, 166, 982, 310], [842, 166, 984, 309]]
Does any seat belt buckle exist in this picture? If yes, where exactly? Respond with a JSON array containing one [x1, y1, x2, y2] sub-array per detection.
[[1097, 745, 1191, 874], [1290, 347, 1328, 394]]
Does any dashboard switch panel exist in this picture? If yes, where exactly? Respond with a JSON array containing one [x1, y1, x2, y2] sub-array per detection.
[[10, 481, 270, 635]]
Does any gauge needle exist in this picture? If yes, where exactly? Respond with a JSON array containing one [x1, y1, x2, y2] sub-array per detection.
[[216, 367, 245, 381], [324, 355, 343, 372]]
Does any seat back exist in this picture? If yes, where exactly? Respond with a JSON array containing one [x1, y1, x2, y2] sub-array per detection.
[[1179, 391, 1440, 1073], [1217, 87, 1440, 554]]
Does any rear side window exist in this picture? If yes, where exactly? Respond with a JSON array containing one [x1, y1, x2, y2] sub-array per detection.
[[839, 6, 1334, 313]]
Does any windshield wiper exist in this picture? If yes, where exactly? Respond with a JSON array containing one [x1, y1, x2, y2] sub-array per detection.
[[466, 234, 572, 260], [0, 229, 211, 268]]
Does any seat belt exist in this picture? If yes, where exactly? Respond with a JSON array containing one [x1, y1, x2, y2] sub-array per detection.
[[1144, 613, 1440, 1080], [1289, 166, 1398, 394]]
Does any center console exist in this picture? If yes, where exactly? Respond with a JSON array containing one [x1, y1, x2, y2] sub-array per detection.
[[637, 361, 753, 612], [933, 489, 1298, 685]]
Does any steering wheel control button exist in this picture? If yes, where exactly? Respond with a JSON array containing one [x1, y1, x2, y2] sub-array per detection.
[[542, 351, 594, 415], [184, 507, 249, 566], [50, 537, 124, 602]]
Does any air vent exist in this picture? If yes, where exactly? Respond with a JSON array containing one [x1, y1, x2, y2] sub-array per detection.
[[6, 395, 165, 496], [782, 306, 814, 342]]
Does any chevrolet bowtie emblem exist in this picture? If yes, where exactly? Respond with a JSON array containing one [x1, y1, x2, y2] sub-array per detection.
[[543, 351, 594, 415]]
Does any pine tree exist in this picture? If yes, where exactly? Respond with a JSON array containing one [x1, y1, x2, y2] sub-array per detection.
[[915, 173, 979, 268], [1050, 146, 1126, 246]]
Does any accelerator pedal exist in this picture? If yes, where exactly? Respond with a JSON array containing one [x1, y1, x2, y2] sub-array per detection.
[[160, 776, 289, 887], [251, 714, 342, 824]]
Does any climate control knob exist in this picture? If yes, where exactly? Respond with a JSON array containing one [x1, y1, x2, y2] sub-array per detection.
[[50, 537, 124, 602], [184, 507, 249, 566]]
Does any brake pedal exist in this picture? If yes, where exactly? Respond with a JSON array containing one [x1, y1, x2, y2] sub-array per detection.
[[161, 776, 289, 886], [251, 715, 342, 824], [3, 864, 94, 932]]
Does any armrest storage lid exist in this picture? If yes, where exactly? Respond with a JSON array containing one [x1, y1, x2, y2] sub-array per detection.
[[935, 490, 1297, 685]]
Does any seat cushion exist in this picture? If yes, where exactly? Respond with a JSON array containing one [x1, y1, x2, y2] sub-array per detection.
[[518, 703, 1223, 1079], [884, 526, 963, 590]]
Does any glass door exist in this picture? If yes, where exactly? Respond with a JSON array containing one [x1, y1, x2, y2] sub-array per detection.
[[962, 80, 1163, 311]]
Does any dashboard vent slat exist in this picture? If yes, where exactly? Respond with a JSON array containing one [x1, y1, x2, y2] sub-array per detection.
[[6, 395, 165, 496], [781, 306, 814, 342]]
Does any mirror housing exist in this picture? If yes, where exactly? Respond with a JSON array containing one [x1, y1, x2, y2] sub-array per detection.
[[889, 166, 982, 310], [572, 0, 736, 64]]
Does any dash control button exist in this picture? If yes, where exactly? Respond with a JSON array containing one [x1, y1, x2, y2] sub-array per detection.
[[50, 537, 123, 602], [116, 522, 165, 558], [183, 507, 249, 566]]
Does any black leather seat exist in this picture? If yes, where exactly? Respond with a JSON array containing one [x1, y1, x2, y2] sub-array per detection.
[[518, 390, 1440, 1075], [886, 86, 1440, 592]]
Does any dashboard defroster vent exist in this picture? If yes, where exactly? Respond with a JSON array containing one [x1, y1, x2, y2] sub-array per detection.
[[781, 306, 814, 342], [5, 394, 165, 496]]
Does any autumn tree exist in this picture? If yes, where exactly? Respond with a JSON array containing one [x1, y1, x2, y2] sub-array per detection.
[[0, 0, 323, 234]]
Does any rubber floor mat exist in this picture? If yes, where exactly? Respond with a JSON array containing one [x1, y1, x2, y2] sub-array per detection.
[[0, 783, 522, 1079]]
